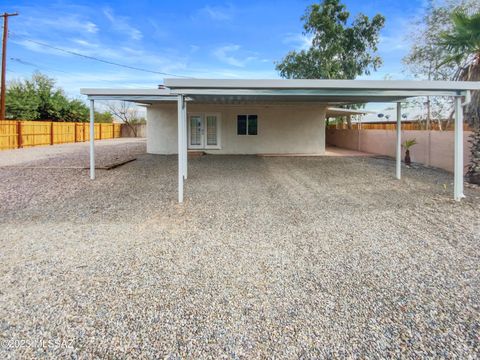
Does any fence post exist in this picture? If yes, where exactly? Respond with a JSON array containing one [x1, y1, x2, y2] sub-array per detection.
[[99, 124, 102, 140], [83, 122, 86, 142], [16, 121, 22, 148], [50, 122, 54, 145]]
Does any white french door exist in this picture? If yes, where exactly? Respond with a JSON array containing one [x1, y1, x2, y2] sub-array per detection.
[[189, 114, 204, 149], [188, 113, 221, 149]]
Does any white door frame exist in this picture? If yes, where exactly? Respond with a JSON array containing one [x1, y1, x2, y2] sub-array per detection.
[[204, 112, 221, 149], [188, 112, 221, 149], [188, 113, 205, 149]]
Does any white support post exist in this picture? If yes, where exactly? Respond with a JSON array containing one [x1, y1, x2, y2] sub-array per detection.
[[177, 95, 184, 203], [454, 96, 465, 201], [183, 100, 188, 180], [89, 99, 95, 180], [396, 102, 401, 180]]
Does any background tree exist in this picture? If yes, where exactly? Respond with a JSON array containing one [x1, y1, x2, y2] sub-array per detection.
[[94, 111, 114, 123], [5, 72, 111, 122], [438, 10, 480, 184], [275, 0, 384, 128], [402, 0, 477, 130], [403, 0, 457, 130], [104, 101, 145, 137], [275, 0, 385, 79]]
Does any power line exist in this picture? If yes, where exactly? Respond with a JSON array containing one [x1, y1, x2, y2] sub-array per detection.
[[11, 57, 72, 74], [10, 35, 191, 78], [10, 57, 149, 85]]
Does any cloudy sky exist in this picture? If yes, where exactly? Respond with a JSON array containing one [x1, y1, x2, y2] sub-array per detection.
[[5, 0, 424, 109]]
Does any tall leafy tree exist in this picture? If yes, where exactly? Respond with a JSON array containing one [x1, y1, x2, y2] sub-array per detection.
[[403, 0, 479, 130], [438, 10, 480, 184], [5, 72, 112, 122], [276, 0, 385, 79], [403, 0, 457, 130]]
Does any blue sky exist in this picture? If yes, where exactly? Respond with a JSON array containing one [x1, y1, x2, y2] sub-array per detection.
[[5, 0, 425, 101]]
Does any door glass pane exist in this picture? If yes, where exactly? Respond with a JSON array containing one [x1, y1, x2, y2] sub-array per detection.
[[190, 116, 202, 146], [206, 115, 217, 146], [248, 115, 258, 135], [237, 115, 247, 135]]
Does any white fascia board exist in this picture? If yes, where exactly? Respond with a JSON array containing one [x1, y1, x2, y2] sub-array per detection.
[[164, 78, 480, 91], [168, 88, 461, 97], [86, 95, 176, 101], [80, 88, 172, 96]]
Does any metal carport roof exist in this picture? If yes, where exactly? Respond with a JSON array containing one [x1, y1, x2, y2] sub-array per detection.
[[81, 78, 480, 203]]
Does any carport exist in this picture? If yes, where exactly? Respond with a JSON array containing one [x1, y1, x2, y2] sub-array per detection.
[[81, 79, 480, 203]]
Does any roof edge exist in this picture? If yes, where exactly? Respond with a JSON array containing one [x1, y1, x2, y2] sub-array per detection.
[[163, 78, 480, 91]]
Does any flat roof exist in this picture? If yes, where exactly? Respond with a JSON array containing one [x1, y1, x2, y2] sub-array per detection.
[[164, 78, 480, 91], [81, 79, 479, 105], [80, 88, 171, 96], [80, 88, 173, 103]]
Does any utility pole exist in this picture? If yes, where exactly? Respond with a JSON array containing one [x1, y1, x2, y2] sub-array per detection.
[[0, 12, 18, 120]]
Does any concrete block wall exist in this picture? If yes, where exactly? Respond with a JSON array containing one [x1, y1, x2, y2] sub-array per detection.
[[326, 129, 473, 174]]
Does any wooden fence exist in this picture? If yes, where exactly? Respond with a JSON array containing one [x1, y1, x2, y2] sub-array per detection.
[[0, 121, 122, 150]]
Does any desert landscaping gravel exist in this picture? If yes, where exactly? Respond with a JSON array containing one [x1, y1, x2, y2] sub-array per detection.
[[0, 139, 479, 358]]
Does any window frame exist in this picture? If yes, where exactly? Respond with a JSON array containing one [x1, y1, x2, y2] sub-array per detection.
[[237, 114, 258, 136]]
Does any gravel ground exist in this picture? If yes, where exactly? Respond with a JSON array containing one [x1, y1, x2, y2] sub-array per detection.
[[0, 138, 145, 168], [0, 139, 479, 358]]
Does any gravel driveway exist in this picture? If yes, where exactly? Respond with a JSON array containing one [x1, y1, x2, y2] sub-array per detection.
[[0, 139, 479, 358]]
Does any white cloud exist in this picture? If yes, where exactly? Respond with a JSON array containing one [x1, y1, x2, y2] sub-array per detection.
[[17, 14, 99, 35], [103, 7, 143, 40], [283, 33, 313, 51], [184, 66, 278, 79], [13, 36, 188, 78], [84, 22, 99, 34], [378, 35, 409, 52], [72, 39, 94, 47], [148, 19, 169, 40], [12, 39, 71, 57], [213, 45, 257, 67], [198, 4, 234, 21]]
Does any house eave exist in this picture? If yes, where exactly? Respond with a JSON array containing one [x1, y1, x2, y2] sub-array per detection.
[[164, 78, 480, 92]]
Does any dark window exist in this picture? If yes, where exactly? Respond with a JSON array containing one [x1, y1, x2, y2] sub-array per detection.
[[237, 115, 247, 135], [237, 114, 257, 135], [248, 115, 258, 135]]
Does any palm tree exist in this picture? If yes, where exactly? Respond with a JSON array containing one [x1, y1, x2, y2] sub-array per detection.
[[439, 11, 480, 184], [439, 11, 480, 183], [402, 139, 418, 166]]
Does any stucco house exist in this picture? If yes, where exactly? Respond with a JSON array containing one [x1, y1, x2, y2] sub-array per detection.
[[148, 100, 327, 155], [81, 78, 480, 202], [147, 96, 368, 155]]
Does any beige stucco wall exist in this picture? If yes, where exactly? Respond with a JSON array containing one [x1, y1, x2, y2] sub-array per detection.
[[326, 129, 473, 174], [147, 103, 326, 154]]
